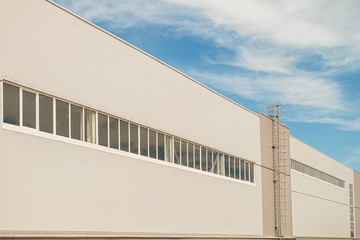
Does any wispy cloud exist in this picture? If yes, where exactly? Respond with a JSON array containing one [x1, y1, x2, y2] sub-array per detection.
[[55, 0, 360, 131], [344, 146, 360, 166], [296, 117, 360, 132], [192, 71, 344, 110]]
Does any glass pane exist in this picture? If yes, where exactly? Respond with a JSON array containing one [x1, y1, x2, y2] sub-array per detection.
[[201, 147, 207, 171], [165, 135, 173, 162], [225, 155, 229, 177], [56, 100, 69, 137], [39, 94, 53, 133], [218, 153, 224, 175], [235, 158, 240, 179], [213, 151, 218, 174], [98, 113, 108, 147], [130, 123, 138, 154], [109, 117, 119, 149], [188, 143, 194, 168], [241, 160, 245, 180], [3, 83, 19, 125], [120, 120, 129, 152], [22, 90, 36, 128], [157, 133, 165, 160], [174, 138, 180, 165], [245, 162, 250, 181], [230, 157, 234, 178], [140, 127, 148, 156], [85, 109, 96, 143], [207, 149, 212, 172], [149, 130, 156, 159], [250, 163, 254, 183], [71, 105, 83, 140], [195, 145, 200, 170], [181, 140, 187, 166]]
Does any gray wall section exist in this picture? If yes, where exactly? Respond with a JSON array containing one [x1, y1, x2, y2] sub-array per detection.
[[260, 114, 275, 237], [259, 113, 292, 238], [354, 170, 360, 237]]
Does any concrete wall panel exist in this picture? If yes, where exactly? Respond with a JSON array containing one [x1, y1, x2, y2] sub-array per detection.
[[0, 128, 263, 236], [290, 137, 353, 238], [0, 0, 261, 164]]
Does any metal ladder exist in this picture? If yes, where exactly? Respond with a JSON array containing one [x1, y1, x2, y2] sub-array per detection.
[[263, 104, 288, 238]]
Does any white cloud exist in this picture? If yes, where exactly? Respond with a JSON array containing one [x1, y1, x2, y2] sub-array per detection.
[[344, 146, 360, 166], [55, 0, 360, 131], [295, 117, 360, 132], [166, 0, 360, 48], [192, 71, 344, 110]]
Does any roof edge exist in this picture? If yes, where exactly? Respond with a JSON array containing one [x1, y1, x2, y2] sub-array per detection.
[[45, 0, 258, 118], [290, 135, 358, 174]]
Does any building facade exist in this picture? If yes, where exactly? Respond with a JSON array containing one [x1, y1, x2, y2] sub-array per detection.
[[0, 0, 358, 239]]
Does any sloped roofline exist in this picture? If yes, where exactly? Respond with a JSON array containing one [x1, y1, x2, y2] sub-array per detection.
[[46, 0, 259, 118], [290, 135, 358, 174]]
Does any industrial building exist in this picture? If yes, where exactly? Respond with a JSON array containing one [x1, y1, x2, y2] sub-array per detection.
[[0, 0, 358, 239]]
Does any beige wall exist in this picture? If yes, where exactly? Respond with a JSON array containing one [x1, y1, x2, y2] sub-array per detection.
[[0, 128, 263, 237], [0, 0, 264, 237], [290, 137, 353, 238], [0, 0, 261, 164]]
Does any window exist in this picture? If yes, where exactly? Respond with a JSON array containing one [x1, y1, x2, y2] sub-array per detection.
[[224, 155, 229, 177], [245, 162, 249, 181], [350, 183, 354, 238], [120, 120, 129, 152], [207, 149, 212, 172], [22, 90, 36, 128], [235, 158, 239, 180], [149, 130, 156, 159], [230, 157, 234, 178], [240, 160, 245, 180], [2, 83, 257, 183], [291, 159, 344, 188], [39, 94, 53, 133], [181, 140, 187, 167], [201, 147, 207, 171], [188, 143, 194, 168], [195, 145, 200, 170], [71, 105, 83, 140], [140, 127, 148, 157], [213, 151, 218, 174], [98, 113, 108, 147], [165, 135, 173, 162], [85, 109, 96, 143], [218, 153, 224, 175], [250, 163, 254, 183], [3, 83, 19, 126], [157, 133, 165, 160], [56, 100, 69, 137], [130, 123, 138, 154], [174, 138, 180, 165], [109, 117, 119, 149]]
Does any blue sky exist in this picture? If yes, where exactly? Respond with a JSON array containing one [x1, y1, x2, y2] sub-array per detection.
[[54, 0, 360, 171]]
